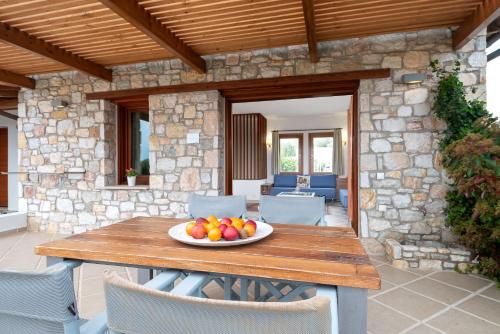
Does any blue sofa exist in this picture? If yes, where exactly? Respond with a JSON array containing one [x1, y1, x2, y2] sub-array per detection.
[[339, 189, 348, 208], [269, 174, 337, 200]]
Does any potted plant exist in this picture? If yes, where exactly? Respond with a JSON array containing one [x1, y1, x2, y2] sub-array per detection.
[[125, 168, 137, 186]]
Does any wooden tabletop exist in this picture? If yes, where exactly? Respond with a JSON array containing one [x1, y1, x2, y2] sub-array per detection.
[[35, 217, 380, 289]]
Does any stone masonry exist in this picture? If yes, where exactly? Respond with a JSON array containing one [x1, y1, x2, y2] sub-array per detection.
[[18, 28, 486, 254]]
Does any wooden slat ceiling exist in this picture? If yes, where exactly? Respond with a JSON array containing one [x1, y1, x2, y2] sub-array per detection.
[[0, 0, 489, 77]]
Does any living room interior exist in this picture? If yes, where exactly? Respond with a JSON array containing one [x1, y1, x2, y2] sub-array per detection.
[[231, 95, 351, 227]]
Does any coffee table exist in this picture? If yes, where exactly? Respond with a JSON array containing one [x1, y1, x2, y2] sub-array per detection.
[[277, 191, 316, 197]]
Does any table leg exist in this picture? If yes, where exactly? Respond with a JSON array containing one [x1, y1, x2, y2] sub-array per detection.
[[337, 286, 367, 334], [137, 268, 154, 284]]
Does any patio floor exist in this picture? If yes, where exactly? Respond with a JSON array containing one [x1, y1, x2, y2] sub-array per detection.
[[1, 230, 499, 334]]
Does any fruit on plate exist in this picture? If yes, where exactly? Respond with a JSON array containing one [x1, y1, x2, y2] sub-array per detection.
[[223, 226, 239, 241], [191, 224, 207, 239], [208, 228, 222, 241], [185, 222, 196, 236], [243, 223, 256, 237], [196, 217, 209, 224], [245, 220, 257, 230], [207, 215, 219, 225], [237, 228, 248, 239], [185, 216, 258, 242], [219, 223, 228, 234]]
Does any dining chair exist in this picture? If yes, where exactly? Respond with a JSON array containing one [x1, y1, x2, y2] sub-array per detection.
[[103, 271, 338, 334], [188, 193, 247, 218], [0, 261, 107, 334], [259, 195, 325, 226]]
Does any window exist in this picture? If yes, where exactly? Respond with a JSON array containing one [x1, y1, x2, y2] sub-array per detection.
[[309, 132, 334, 174], [118, 107, 150, 185], [279, 133, 303, 174]]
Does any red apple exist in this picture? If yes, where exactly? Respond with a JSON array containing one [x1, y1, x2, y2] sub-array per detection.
[[219, 223, 228, 234], [196, 217, 209, 224], [220, 217, 232, 225], [223, 226, 239, 241], [245, 220, 257, 230], [191, 224, 207, 239]]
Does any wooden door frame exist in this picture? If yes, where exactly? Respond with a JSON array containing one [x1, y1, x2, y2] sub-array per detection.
[[224, 85, 360, 235], [0, 127, 8, 208]]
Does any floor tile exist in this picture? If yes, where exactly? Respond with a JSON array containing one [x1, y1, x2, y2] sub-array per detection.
[[376, 264, 420, 285], [368, 280, 395, 297], [367, 301, 416, 334], [406, 278, 469, 305], [480, 285, 500, 301], [428, 308, 500, 334], [79, 293, 105, 319], [428, 271, 491, 292], [375, 288, 447, 320], [456, 295, 500, 325], [404, 324, 442, 334]]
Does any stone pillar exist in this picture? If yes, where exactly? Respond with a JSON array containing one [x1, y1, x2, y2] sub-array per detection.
[[149, 90, 224, 217]]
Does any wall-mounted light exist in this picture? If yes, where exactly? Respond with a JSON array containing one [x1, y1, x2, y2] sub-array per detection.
[[402, 73, 426, 84], [266, 133, 272, 148], [51, 99, 68, 109]]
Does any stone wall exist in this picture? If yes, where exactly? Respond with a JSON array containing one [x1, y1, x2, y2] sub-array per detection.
[[18, 28, 487, 244]]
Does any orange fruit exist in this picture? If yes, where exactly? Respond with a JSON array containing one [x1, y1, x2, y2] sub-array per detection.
[[231, 220, 244, 230], [186, 222, 196, 236], [208, 227, 222, 241], [230, 217, 239, 224], [204, 222, 217, 233], [244, 224, 256, 237], [207, 215, 219, 225]]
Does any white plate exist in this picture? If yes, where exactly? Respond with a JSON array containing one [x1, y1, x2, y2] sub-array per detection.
[[169, 220, 273, 247]]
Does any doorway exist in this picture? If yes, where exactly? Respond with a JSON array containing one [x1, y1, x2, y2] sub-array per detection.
[[223, 82, 359, 234]]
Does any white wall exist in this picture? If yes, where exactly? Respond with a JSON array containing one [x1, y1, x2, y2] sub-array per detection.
[[0, 117, 18, 211], [266, 114, 348, 182]]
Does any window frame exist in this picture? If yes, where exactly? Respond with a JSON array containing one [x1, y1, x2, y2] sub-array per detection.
[[309, 131, 335, 175], [278, 133, 303, 175], [117, 106, 150, 185]]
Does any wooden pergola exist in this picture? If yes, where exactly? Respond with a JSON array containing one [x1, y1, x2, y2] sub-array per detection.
[[0, 0, 499, 115]]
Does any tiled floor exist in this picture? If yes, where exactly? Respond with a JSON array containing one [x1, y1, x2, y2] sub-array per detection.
[[1, 231, 498, 333]]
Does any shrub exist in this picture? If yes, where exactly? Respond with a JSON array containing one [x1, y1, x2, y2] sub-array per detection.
[[431, 61, 500, 282]]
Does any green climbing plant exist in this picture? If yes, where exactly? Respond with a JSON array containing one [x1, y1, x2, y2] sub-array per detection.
[[431, 60, 500, 283]]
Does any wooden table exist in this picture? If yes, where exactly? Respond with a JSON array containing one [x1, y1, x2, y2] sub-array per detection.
[[36, 217, 380, 333]]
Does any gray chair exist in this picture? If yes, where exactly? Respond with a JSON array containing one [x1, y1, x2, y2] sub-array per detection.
[[188, 193, 247, 218], [0, 261, 107, 334], [259, 195, 325, 226], [103, 271, 338, 334]]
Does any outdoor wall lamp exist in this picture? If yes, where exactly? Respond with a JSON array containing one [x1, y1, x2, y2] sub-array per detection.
[[51, 99, 69, 109], [402, 73, 426, 84]]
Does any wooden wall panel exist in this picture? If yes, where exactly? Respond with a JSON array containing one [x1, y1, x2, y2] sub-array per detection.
[[0, 128, 8, 207], [232, 114, 267, 180]]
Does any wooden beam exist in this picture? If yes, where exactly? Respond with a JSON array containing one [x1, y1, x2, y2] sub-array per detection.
[[0, 22, 112, 81], [0, 99, 18, 110], [301, 0, 318, 62], [0, 110, 18, 121], [87, 69, 390, 100], [453, 0, 500, 49], [0, 89, 18, 98], [0, 69, 35, 89], [97, 0, 206, 73]]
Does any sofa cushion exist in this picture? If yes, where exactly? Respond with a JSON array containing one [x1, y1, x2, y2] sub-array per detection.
[[310, 174, 336, 188], [273, 175, 297, 188]]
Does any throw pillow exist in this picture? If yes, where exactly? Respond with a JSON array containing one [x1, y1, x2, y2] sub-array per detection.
[[296, 175, 310, 188]]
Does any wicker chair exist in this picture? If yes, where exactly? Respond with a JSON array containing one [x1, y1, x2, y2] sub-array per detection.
[[103, 271, 338, 334], [188, 193, 247, 219], [259, 195, 325, 226], [0, 261, 107, 334]]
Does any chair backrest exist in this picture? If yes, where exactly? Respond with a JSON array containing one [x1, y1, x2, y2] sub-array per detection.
[[188, 193, 247, 218], [259, 195, 325, 225], [104, 272, 332, 334], [0, 262, 79, 334]]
